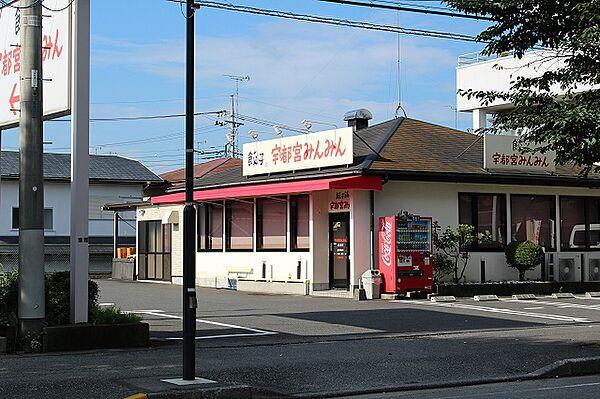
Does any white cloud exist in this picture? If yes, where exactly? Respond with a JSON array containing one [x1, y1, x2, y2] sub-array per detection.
[[91, 21, 461, 129]]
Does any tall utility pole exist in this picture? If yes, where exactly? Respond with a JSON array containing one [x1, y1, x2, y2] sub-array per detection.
[[18, 0, 45, 334], [183, 0, 198, 381], [70, 0, 91, 323]]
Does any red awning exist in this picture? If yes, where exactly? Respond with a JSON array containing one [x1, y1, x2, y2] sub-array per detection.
[[151, 175, 382, 205]]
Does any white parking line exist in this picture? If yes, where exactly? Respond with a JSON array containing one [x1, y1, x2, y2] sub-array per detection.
[[130, 310, 277, 340], [505, 299, 600, 311], [415, 302, 591, 323]]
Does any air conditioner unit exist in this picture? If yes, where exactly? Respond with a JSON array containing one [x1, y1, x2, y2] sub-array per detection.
[[555, 254, 579, 282], [585, 256, 600, 282]]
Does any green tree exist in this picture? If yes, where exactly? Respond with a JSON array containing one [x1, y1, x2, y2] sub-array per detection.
[[505, 240, 545, 281], [446, 0, 600, 174], [433, 222, 477, 284]]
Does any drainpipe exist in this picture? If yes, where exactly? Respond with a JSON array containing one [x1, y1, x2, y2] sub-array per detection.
[[370, 190, 375, 271]]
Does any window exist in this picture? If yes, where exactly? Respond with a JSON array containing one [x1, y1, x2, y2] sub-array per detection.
[[198, 202, 224, 251], [226, 200, 254, 251], [290, 195, 310, 251], [459, 193, 506, 250], [511, 195, 556, 250], [560, 197, 600, 250], [12, 208, 53, 230], [138, 220, 172, 281], [257, 197, 287, 251]]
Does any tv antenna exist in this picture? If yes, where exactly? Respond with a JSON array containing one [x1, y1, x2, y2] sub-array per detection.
[[223, 74, 250, 157]]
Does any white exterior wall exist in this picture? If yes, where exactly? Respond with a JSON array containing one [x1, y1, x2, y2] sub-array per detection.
[[0, 180, 140, 237], [136, 189, 372, 294], [375, 180, 600, 282], [351, 190, 372, 288]]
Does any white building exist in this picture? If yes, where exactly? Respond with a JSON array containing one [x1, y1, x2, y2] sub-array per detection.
[[0, 151, 161, 272], [121, 109, 600, 296]]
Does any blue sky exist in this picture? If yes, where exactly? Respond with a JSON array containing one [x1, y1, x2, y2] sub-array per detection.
[[2, 0, 490, 173]]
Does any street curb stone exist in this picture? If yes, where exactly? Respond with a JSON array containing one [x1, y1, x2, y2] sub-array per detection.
[[295, 356, 600, 398]]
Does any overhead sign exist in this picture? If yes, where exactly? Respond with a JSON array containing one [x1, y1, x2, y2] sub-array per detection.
[[243, 127, 354, 176], [0, 0, 72, 129], [483, 134, 556, 173]]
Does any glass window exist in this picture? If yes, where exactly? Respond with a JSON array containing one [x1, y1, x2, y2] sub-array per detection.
[[588, 198, 600, 249], [511, 195, 556, 250], [12, 208, 53, 230], [198, 202, 224, 251], [291, 195, 310, 251], [458, 193, 506, 249], [138, 220, 172, 281], [560, 197, 586, 250], [226, 200, 254, 251], [257, 197, 287, 250], [560, 197, 600, 250]]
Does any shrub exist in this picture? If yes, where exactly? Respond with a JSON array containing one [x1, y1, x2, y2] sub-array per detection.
[[433, 223, 477, 284], [0, 271, 99, 327], [0, 269, 19, 327], [505, 240, 544, 280], [92, 306, 142, 325]]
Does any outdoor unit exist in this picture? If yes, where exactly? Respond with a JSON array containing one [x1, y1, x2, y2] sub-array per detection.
[[555, 253, 580, 282], [585, 254, 600, 282]]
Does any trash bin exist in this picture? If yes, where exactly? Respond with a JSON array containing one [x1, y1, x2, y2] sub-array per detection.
[[361, 270, 382, 299]]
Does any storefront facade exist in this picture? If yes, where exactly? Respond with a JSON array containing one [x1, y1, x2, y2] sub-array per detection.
[[132, 114, 600, 295]]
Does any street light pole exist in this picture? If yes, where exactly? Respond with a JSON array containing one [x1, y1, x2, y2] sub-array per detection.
[[182, 0, 198, 381]]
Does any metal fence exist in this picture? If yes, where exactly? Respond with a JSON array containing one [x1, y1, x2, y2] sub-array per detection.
[[0, 245, 113, 275]]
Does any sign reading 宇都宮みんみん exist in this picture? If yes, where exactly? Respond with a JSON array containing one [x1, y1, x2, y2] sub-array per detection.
[[242, 127, 354, 176], [483, 134, 556, 173]]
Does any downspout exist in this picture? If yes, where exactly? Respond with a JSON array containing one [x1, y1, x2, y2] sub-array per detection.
[[369, 189, 375, 271]]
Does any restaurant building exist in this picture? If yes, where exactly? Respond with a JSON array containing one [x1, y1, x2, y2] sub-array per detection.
[[126, 110, 600, 296]]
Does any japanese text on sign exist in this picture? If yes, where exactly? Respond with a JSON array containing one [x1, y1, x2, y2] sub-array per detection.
[[328, 190, 352, 213], [243, 127, 354, 176], [0, 0, 72, 128], [483, 134, 556, 173]]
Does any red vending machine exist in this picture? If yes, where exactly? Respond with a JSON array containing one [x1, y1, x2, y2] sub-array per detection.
[[378, 212, 434, 295]]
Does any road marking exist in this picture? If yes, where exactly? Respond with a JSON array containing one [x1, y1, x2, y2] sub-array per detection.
[[506, 299, 600, 311], [523, 307, 544, 310], [130, 310, 277, 340], [418, 302, 591, 323]]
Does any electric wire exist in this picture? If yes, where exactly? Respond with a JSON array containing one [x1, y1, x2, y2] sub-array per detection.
[[177, 1, 482, 43]]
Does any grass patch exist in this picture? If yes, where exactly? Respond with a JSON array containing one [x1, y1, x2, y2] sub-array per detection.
[[93, 306, 142, 325]]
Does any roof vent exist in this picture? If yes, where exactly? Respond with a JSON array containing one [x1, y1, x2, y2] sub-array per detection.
[[344, 109, 373, 130]]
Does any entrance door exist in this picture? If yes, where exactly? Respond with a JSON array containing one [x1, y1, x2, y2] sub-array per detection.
[[138, 221, 172, 282], [329, 212, 350, 289]]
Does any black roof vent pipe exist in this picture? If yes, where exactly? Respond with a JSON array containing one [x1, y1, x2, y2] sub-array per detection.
[[344, 109, 373, 131]]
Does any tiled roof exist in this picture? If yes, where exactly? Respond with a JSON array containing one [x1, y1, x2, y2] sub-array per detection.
[[0, 151, 162, 183], [158, 117, 600, 194], [160, 157, 242, 182]]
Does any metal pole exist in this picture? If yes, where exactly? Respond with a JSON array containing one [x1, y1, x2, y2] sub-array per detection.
[[230, 94, 235, 158], [113, 212, 119, 259], [183, 0, 198, 381], [18, 0, 45, 335], [70, 0, 90, 323]]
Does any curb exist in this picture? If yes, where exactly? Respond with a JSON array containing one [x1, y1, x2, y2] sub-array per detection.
[[295, 356, 600, 398]]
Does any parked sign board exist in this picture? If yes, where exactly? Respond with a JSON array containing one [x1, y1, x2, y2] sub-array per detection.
[[242, 127, 354, 176], [483, 134, 556, 173], [0, 0, 72, 129]]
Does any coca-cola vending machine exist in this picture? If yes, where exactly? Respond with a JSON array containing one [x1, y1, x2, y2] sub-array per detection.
[[378, 212, 434, 295]]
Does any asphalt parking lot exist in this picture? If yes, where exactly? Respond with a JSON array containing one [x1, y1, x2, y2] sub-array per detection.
[[4, 279, 600, 399], [97, 279, 600, 345]]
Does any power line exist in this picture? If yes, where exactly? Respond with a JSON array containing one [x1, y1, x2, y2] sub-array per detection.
[[319, 0, 493, 21], [184, 1, 481, 43], [48, 110, 226, 122]]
